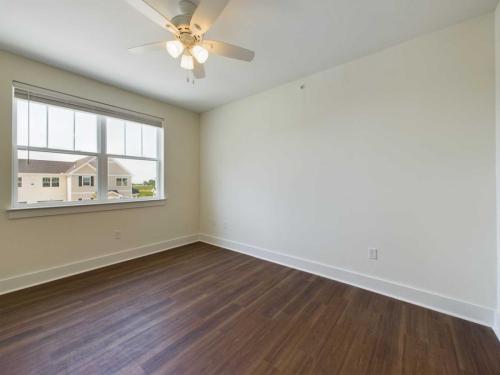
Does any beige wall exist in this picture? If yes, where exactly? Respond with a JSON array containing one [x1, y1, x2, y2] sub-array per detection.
[[0, 50, 200, 281], [200, 15, 496, 310]]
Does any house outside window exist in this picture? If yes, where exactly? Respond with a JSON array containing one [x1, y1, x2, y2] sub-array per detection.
[[12, 82, 164, 209]]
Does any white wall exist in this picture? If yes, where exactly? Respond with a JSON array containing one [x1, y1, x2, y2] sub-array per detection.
[[0, 50, 200, 290], [200, 14, 497, 317]]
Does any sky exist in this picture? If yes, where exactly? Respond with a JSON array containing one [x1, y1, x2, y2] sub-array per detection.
[[16, 99, 158, 183]]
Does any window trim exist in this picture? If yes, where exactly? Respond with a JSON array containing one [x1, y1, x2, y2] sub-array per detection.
[[7, 198, 167, 219], [11, 85, 165, 213]]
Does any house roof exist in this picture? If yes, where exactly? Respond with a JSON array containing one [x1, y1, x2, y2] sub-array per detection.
[[18, 159, 75, 174], [18, 157, 131, 175], [65, 156, 97, 174]]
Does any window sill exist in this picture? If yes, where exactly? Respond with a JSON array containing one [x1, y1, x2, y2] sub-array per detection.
[[6, 198, 167, 219]]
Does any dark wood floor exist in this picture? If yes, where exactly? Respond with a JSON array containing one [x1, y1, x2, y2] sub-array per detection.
[[1, 242, 499, 375]]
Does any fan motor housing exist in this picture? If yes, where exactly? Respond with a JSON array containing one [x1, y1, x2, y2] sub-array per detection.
[[172, 0, 201, 42], [177, 26, 200, 48]]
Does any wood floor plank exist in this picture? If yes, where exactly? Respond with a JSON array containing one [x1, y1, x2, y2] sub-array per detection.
[[0, 242, 499, 374]]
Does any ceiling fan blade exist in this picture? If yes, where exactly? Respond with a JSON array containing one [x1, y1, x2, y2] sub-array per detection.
[[192, 61, 206, 79], [128, 41, 167, 54], [190, 0, 230, 35], [202, 40, 255, 62], [125, 0, 179, 35]]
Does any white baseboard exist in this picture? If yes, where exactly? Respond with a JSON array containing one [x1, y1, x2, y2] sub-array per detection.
[[494, 311, 500, 341], [199, 234, 495, 328], [2, 232, 496, 332], [0, 234, 200, 295]]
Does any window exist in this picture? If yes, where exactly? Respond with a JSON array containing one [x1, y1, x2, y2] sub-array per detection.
[[106, 119, 160, 201], [116, 177, 128, 187], [79, 176, 94, 187], [12, 83, 164, 209]]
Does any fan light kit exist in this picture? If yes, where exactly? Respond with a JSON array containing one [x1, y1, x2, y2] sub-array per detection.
[[126, 0, 255, 79], [180, 52, 194, 70]]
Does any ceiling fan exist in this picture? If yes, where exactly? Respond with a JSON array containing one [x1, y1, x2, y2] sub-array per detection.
[[125, 0, 255, 79]]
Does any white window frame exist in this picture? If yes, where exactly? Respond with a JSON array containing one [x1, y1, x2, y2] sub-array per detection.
[[10, 83, 165, 216]]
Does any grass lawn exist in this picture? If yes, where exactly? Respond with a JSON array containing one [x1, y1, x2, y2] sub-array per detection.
[[133, 184, 155, 197]]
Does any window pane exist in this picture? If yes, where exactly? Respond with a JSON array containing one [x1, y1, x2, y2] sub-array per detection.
[[106, 118, 125, 155], [125, 121, 142, 156], [17, 150, 98, 205], [108, 158, 157, 200], [17, 100, 28, 146], [48, 106, 74, 150], [142, 125, 158, 158], [29, 102, 48, 147], [75, 112, 97, 152]]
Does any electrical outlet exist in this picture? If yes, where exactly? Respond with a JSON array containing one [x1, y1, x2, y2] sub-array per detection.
[[368, 248, 378, 260], [113, 230, 121, 240]]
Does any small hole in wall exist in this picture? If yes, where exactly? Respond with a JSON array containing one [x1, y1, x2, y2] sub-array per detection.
[[300, 84, 305, 90]]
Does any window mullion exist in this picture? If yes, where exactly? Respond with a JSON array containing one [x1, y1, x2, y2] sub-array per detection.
[[72, 111, 76, 151], [16, 145, 97, 158], [46, 105, 49, 148], [157, 127, 163, 199], [12, 98, 19, 207], [124, 121, 127, 156], [98, 116, 108, 202], [104, 153, 158, 162]]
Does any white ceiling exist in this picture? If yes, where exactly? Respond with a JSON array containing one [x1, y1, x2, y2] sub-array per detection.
[[0, 0, 497, 112]]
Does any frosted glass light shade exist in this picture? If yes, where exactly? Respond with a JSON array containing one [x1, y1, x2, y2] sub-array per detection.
[[192, 45, 209, 64], [166, 40, 184, 58], [180, 54, 194, 70]]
